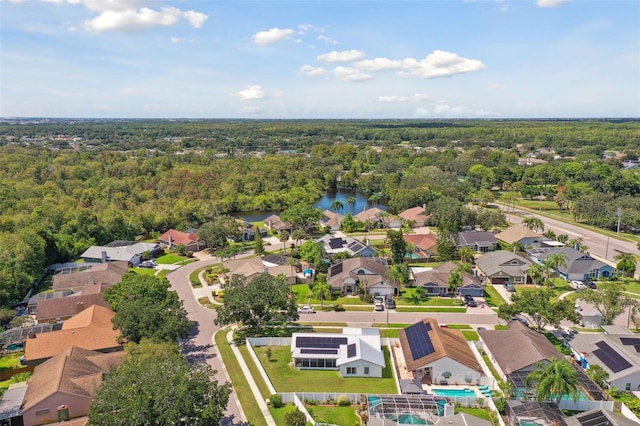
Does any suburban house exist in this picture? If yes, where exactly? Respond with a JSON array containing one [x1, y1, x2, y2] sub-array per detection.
[[412, 262, 483, 297], [478, 321, 563, 384], [21, 347, 125, 426], [233, 220, 267, 242], [398, 318, 484, 385], [565, 409, 639, 426], [457, 230, 498, 253], [567, 327, 640, 391], [28, 289, 74, 315], [495, 225, 549, 248], [290, 328, 385, 377], [355, 207, 384, 228], [320, 210, 344, 231], [526, 247, 616, 281], [80, 241, 159, 266], [34, 289, 111, 324], [327, 257, 394, 297], [575, 304, 604, 329], [403, 233, 438, 260], [52, 261, 129, 291], [23, 305, 123, 366], [264, 214, 292, 233], [317, 234, 376, 258], [158, 228, 203, 252], [474, 250, 532, 285], [398, 206, 431, 228], [223, 256, 299, 285]]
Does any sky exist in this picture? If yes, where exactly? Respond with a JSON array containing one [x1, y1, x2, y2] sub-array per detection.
[[1, 0, 639, 119]]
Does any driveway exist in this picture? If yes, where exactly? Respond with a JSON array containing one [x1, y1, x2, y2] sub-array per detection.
[[166, 258, 247, 426]]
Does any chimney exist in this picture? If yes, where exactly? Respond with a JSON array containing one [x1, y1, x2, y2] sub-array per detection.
[[169, 234, 173, 249], [28, 331, 36, 339], [101, 251, 108, 263], [76, 302, 85, 313]]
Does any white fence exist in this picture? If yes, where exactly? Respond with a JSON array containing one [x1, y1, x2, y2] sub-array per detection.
[[620, 402, 640, 423], [558, 399, 614, 412]]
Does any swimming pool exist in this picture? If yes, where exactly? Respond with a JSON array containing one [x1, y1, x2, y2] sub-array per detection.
[[431, 388, 477, 397]]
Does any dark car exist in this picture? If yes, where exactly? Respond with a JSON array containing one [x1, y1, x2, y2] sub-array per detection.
[[386, 297, 396, 309], [503, 281, 516, 292], [464, 295, 478, 307], [586, 280, 597, 289]]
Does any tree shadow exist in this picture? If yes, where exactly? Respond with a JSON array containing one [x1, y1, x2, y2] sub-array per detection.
[[221, 414, 252, 426]]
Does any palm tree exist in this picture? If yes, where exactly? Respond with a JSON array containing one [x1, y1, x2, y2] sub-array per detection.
[[447, 271, 462, 296], [330, 200, 344, 213], [526, 358, 580, 406], [522, 217, 544, 233], [291, 229, 306, 248], [614, 252, 637, 277], [346, 196, 356, 213], [278, 230, 290, 253], [286, 256, 298, 287], [388, 263, 409, 294], [542, 252, 568, 286], [312, 282, 332, 307], [542, 229, 556, 240], [458, 247, 475, 264], [528, 262, 544, 286]]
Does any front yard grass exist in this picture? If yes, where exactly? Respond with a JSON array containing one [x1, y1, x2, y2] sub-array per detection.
[[254, 345, 397, 394], [456, 407, 493, 422], [214, 329, 268, 426], [462, 330, 480, 341], [156, 253, 189, 264], [131, 268, 156, 276], [395, 307, 467, 313], [484, 286, 506, 307]]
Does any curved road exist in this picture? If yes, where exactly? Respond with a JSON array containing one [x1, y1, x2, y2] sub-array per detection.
[[166, 257, 247, 426]]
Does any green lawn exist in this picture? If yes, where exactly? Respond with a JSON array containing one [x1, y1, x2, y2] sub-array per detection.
[[214, 330, 268, 426], [484, 286, 507, 307], [395, 307, 467, 313], [0, 353, 23, 371], [371, 323, 410, 329], [239, 346, 272, 400], [130, 267, 156, 276], [156, 253, 189, 264], [462, 330, 480, 341], [398, 290, 465, 307], [254, 346, 397, 394], [379, 329, 400, 338], [515, 280, 574, 301], [481, 354, 501, 379], [456, 407, 493, 422], [156, 270, 169, 279], [445, 324, 472, 329], [269, 404, 311, 426], [307, 405, 360, 425]]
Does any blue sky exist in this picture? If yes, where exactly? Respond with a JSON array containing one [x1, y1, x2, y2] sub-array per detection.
[[1, 0, 638, 119]]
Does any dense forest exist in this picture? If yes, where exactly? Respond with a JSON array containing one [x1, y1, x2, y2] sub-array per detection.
[[1, 119, 639, 308]]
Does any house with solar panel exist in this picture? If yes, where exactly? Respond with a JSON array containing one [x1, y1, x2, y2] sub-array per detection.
[[327, 257, 394, 297], [566, 326, 640, 391], [317, 234, 376, 258], [290, 328, 385, 377], [399, 319, 484, 385]]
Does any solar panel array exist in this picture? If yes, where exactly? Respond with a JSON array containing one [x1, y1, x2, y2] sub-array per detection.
[[296, 336, 348, 349], [329, 238, 346, 249], [404, 321, 435, 360], [347, 343, 356, 358], [329, 262, 343, 276], [348, 241, 364, 253], [620, 337, 640, 353], [300, 348, 338, 355], [575, 409, 611, 426], [593, 341, 632, 373]]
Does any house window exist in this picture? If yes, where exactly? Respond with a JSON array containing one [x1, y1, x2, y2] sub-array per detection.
[[626, 383, 631, 391], [346, 367, 357, 375], [364, 367, 370, 375], [35, 409, 50, 416], [442, 371, 452, 379], [357, 269, 365, 274]]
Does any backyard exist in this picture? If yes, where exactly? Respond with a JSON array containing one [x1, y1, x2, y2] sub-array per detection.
[[253, 345, 398, 394]]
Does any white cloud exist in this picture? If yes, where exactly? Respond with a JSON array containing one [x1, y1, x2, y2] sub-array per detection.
[[536, 0, 571, 7], [353, 57, 402, 71], [318, 49, 365, 63], [298, 65, 328, 77], [333, 67, 372, 83], [317, 34, 338, 45], [81, 4, 208, 32], [378, 93, 431, 103], [400, 50, 485, 79], [252, 27, 295, 44], [233, 85, 267, 100], [170, 37, 192, 43], [182, 10, 207, 28]]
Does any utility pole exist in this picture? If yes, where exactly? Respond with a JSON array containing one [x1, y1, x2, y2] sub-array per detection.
[[617, 208, 622, 236], [605, 236, 610, 260]]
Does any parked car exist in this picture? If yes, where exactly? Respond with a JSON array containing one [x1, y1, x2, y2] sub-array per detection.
[[586, 280, 597, 289], [503, 281, 516, 292], [139, 260, 157, 268], [374, 301, 384, 311], [510, 316, 529, 325], [386, 297, 396, 309], [298, 305, 316, 314], [570, 280, 586, 290], [464, 295, 478, 307]]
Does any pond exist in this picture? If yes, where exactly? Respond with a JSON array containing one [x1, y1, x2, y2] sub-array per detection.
[[231, 188, 387, 222]]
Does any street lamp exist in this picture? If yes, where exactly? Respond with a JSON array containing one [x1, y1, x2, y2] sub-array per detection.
[[616, 207, 622, 236]]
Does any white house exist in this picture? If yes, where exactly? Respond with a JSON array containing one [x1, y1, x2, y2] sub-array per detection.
[[399, 318, 484, 385], [291, 328, 385, 378]]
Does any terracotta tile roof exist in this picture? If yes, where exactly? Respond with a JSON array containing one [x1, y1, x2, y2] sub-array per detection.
[[404, 234, 437, 252], [52, 261, 128, 291], [158, 229, 200, 246], [35, 293, 110, 323], [399, 206, 431, 223], [478, 321, 562, 375], [24, 305, 122, 364], [22, 347, 124, 411], [399, 318, 482, 373]]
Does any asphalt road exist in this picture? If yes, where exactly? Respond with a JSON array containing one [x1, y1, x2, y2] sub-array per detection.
[[166, 257, 248, 426], [498, 204, 639, 266]]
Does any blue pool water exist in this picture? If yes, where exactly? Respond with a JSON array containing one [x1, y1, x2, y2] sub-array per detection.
[[398, 413, 428, 424], [431, 388, 476, 397]]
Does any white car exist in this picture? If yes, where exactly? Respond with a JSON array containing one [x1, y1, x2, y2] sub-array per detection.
[[374, 301, 384, 311], [298, 305, 316, 314], [570, 280, 586, 290]]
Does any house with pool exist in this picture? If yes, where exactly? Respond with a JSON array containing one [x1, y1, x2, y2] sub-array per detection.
[[398, 318, 484, 386]]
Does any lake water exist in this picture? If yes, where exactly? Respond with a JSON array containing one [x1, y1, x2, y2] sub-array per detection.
[[231, 188, 387, 222]]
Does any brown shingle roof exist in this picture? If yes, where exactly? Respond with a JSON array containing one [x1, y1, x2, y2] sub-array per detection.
[[24, 305, 122, 364], [399, 206, 431, 223], [327, 257, 392, 289], [52, 261, 128, 291], [399, 318, 482, 373], [495, 225, 545, 245], [478, 321, 563, 375], [35, 293, 110, 323], [22, 347, 124, 411], [355, 207, 383, 223]]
